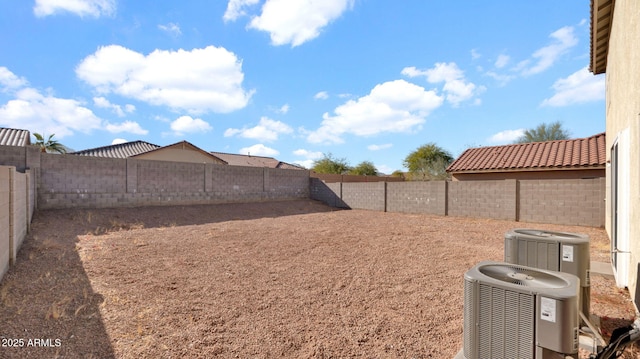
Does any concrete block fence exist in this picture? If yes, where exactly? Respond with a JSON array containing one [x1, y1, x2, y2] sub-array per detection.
[[0, 165, 34, 282], [0, 144, 605, 283], [0, 145, 310, 282], [32, 151, 309, 209], [311, 177, 606, 227]]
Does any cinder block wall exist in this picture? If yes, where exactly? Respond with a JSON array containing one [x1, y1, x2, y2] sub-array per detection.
[[264, 167, 310, 199], [0, 145, 30, 172], [310, 178, 605, 227], [40, 154, 127, 194], [519, 178, 605, 227], [386, 181, 447, 215], [0, 167, 10, 281], [341, 182, 386, 211], [31, 152, 310, 209], [10, 170, 28, 263], [309, 179, 345, 208], [447, 179, 517, 220], [136, 159, 205, 193], [0, 165, 33, 283]]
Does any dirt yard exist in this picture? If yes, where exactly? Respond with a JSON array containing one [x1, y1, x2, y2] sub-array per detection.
[[0, 200, 637, 358]]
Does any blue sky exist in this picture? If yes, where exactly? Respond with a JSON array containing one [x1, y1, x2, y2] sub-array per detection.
[[0, 0, 605, 173]]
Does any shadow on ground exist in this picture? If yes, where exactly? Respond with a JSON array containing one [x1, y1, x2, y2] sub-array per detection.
[[0, 213, 116, 358], [0, 200, 336, 358]]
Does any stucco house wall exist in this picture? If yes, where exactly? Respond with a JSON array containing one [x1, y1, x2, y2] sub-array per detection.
[[134, 147, 225, 164], [451, 168, 604, 181], [599, 0, 640, 302]]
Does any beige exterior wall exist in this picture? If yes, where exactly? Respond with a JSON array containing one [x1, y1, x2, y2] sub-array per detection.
[[135, 147, 225, 164], [451, 168, 604, 181], [604, 0, 640, 304]]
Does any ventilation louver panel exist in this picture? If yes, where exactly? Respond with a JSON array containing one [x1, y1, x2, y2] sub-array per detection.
[[504, 229, 591, 318], [463, 261, 579, 359]]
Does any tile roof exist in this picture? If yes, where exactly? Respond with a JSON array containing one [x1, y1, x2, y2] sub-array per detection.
[[210, 152, 306, 170], [447, 132, 606, 173], [72, 141, 160, 158], [0, 127, 31, 146]]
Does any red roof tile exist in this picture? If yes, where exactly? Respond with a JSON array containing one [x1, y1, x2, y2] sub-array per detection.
[[447, 133, 606, 173]]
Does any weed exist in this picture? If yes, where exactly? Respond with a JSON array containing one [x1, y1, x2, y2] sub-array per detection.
[[0, 283, 12, 307], [46, 297, 72, 320]]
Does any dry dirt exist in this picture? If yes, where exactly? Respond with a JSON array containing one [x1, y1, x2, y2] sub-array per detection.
[[0, 200, 637, 358]]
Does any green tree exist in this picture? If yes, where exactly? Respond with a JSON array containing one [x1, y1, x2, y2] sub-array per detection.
[[33, 133, 67, 154], [403, 143, 453, 181], [311, 153, 351, 174], [349, 161, 378, 176], [391, 170, 406, 179], [515, 121, 570, 143]]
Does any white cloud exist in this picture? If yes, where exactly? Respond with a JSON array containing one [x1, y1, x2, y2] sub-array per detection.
[[541, 67, 605, 107], [293, 159, 313, 169], [368, 143, 392, 151], [307, 79, 443, 144], [292, 149, 322, 169], [519, 26, 578, 76], [170, 115, 212, 135], [0, 67, 28, 90], [488, 129, 525, 144], [224, 116, 293, 142], [93, 96, 135, 117], [495, 54, 510, 69], [277, 104, 290, 114], [239, 144, 279, 156], [376, 164, 393, 175], [76, 45, 254, 114], [34, 0, 116, 18], [223, 0, 260, 22], [485, 71, 515, 86], [105, 120, 148, 135], [314, 91, 329, 100], [0, 87, 102, 138], [402, 63, 484, 107], [111, 138, 128, 145], [293, 148, 323, 159], [471, 49, 481, 60], [158, 23, 182, 37], [248, 0, 354, 47]]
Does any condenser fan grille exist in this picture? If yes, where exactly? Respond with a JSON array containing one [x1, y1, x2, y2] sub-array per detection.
[[478, 263, 570, 288]]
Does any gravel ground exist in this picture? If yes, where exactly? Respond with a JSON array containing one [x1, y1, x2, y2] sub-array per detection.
[[0, 200, 637, 358]]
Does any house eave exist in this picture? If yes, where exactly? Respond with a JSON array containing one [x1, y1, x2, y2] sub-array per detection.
[[590, 0, 615, 75]]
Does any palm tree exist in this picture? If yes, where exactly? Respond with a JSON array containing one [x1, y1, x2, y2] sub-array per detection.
[[33, 133, 67, 154], [515, 121, 570, 143]]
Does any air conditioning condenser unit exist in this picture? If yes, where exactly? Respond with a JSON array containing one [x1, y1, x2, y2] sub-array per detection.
[[504, 229, 590, 317], [463, 261, 579, 359]]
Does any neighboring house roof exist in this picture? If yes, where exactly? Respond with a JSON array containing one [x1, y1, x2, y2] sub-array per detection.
[[590, 0, 614, 74], [132, 141, 227, 164], [0, 127, 31, 146], [447, 133, 606, 174], [210, 152, 306, 170], [72, 141, 161, 158]]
